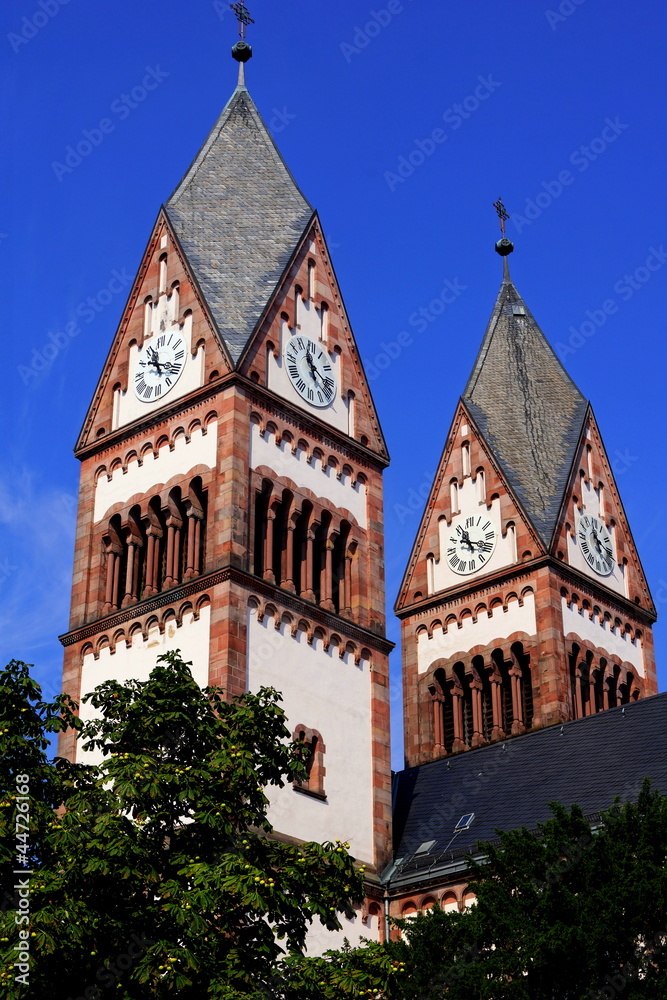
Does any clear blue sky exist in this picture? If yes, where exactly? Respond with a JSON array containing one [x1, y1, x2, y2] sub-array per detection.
[[1, 0, 665, 768]]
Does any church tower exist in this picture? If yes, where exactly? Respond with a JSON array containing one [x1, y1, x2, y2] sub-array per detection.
[[396, 231, 657, 769], [58, 36, 393, 899]]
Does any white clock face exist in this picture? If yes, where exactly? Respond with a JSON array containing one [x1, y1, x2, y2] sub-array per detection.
[[446, 513, 497, 576], [284, 335, 336, 408], [577, 514, 614, 576], [133, 333, 186, 403]]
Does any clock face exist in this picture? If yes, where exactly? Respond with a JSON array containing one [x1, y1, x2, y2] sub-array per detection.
[[133, 333, 186, 402], [284, 335, 336, 408], [577, 514, 614, 576], [446, 513, 497, 576]]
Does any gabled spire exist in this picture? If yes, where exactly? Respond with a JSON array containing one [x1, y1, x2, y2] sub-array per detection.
[[165, 86, 314, 364], [463, 273, 588, 547]]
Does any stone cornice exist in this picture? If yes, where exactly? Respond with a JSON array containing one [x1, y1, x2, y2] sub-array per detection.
[[395, 555, 657, 627], [60, 565, 395, 653]]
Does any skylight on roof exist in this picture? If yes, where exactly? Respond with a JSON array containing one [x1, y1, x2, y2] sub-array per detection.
[[454, 813, 475, 832], [415, 839, 436, 856]]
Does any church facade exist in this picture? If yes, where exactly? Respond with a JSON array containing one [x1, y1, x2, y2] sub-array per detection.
[[59, 58, 660, 949]]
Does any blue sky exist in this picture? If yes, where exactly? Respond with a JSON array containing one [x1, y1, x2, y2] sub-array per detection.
[[1, 0, 665, 769]]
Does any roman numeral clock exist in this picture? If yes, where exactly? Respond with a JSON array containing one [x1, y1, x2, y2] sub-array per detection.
[[446, 512, 497, 576], [284, 334, 337, 407], [133, 332, 187, 402]]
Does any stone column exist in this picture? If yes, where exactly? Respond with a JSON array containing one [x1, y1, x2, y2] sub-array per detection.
[[103, 542, 121, 614], [452, 688, 466, 752], [490, 673, 504, 740], [321, 533, 336, 612], [263, 506, 276, 584], [432, 691, 445, 754], [470, 678, 485, 748], [283, 511, 298, 594], [510, 667, 525, 735], [574, 666, 584, 720], [122, 537, 139, 608], [300, 526, 316, 603]]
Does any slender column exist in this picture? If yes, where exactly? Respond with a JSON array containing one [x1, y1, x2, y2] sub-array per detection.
[[283, 512, 298, 594], [301, 527, 316, 602], [143, 527, 158, 596], [103, 545, 120, 614], [342, 547, 353, 618], [184, 513, 197, 580], [509, 668, 524, 734], [172, 523, 182, 586], [263, 506, 276, 584], [321, 534, 336, 612], [490, 675, 504, 740], [193, 517, 202, 575], [470, 678, 485, 747], [163, 523, 176, 589], [452, 689, 466, 752], [432, 693, 445, 754], [574, 666, 584, 719], [111, 555, 122, 611], [603, 671, 613, 710], [589, 671, 598, 715], [122, 539, 139, 607]]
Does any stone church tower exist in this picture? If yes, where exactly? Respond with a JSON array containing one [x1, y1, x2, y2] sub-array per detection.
[[58, 52, 393, 926], [396, 249, 658, 769]]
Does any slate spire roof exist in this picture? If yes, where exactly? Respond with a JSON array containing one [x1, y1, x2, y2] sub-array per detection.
[[165, 84, 314, 364], [463, 268, 588, 546]]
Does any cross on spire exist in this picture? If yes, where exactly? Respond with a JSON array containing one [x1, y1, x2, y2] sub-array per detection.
[[492, 197, 514, 262], [230, 2, 255, 40], [493, 197, 510, 237]]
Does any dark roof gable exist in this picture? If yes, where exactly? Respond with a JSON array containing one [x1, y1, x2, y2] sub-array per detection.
[[463, 274, 588, 547], [165, 86, 314, 364]]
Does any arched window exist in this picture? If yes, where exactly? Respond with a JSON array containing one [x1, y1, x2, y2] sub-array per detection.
[[293, 725, 326, 799]]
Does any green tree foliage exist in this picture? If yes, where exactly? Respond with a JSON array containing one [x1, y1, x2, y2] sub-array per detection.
[[383, 784, 667, 999], [0, 654, 365, 999]]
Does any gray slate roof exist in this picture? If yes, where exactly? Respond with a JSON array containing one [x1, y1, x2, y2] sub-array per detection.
[[166, 87, 314, 364], [463, 271, 588, 547], [390, 693, 667, 889]]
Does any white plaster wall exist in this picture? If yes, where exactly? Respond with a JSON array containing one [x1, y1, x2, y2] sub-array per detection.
[[432, 477, 516, 593], [116, 298, 204, 428], [304, 909, 380, 956], [566, 480, 627, 597], [246, 608, 374, 864], [417, 593, 537, 674], [78, 607, 211, 765], [95, 423, 217, 522], [267, 311, 348, 434], [249, 422, 367, 528], [561, 597, 644, 676]]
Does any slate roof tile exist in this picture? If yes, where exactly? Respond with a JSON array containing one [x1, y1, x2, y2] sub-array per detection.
[[391, 693, 667, 886], [166, 86, 314, 364], [463, 274, 588, 546]]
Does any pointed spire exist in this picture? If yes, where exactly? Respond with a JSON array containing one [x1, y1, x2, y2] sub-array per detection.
[[463, 268, 588, 547], [165, 85, 313, 365]]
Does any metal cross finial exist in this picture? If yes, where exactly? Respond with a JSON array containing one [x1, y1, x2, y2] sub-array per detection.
[[493, 198, 510, 237], [230, 2, 255, 40]]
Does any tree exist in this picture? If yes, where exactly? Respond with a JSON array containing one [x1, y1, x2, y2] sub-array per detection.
[[0, 653, 365, 999], [383, 784, 667, 999]]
